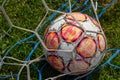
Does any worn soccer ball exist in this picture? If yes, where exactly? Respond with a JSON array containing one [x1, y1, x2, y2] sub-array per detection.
[[44, 12, 106, 75]]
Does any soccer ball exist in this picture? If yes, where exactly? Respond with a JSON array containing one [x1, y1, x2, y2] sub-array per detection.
[[44, 12, 106, 75]]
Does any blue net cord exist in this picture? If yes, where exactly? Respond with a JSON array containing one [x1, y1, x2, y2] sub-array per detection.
[[100, 49, 120, 69], [0, 74, 18, 80], [0, 42, 40, 80], [0, 0, 117, 80], [32, 63, 48, 80]]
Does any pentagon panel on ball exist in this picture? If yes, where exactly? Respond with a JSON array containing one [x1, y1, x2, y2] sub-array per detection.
[[44, 12, 107, 75]]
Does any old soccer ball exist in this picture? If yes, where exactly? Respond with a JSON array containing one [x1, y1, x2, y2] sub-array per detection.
[[44, 12, 106, 75]]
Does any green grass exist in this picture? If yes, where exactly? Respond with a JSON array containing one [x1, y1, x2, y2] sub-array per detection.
[[0, 0, 120, 80]]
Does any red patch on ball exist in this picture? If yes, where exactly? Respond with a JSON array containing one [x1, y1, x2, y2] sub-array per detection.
[[67, 59, 89, 74], [98, 34, 106, 52], [61, 23, 83, 42], [45, 31, 60, 49], [66, 12, 87, 21], [48, 55, 65, 72], [77, 36, 97, 58]]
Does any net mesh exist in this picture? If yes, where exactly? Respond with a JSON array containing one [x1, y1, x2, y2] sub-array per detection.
[[0, 0, 119, 80]]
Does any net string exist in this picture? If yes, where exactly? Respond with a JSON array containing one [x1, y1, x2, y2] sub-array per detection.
[[0, 0, 117, 80], [0, 0, 12, 40]]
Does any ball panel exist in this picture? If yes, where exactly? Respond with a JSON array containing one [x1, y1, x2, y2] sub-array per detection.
[[45, 31, 60, 49], [50, 15, 66, 31], [77, 36, 97, 58], [80, 20, 100, 33], [48, 55, 65, 72], [98, 34, 106, 51], [67, 59, 89, 75], [89, 16, 100, 27], [90, 51, 103, 68], [60, 42, 74, 50], [61, 23, 83, 42], [65, 12, 87, 21]]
